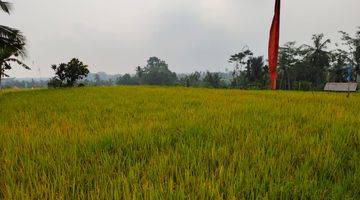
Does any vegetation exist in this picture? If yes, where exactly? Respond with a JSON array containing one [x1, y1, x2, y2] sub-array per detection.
[[115, 27, 360, 91], [1, 86, 359, 199], [48, 58, 90, 88], [136, 57, 178, 85], [179, 71, 227, 88], [339, 28, 360, 79], [275, 29, 360, 90], [0, 1, 29, 88], [116, 57, 178, 86]]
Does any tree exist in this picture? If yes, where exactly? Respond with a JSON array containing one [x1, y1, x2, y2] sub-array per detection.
[[136, 57, 177, 85], [300, 34, 331, 87], [0, 1, 29, 88], [339, 27, 360, 81], [0, 35, 29, 88], [116, 74, 139, 85], [0, 1, 25, 48], [246, 56, 266, 86], [0, 1, 13, 47], [229, 47, 253, 88], [278, 42, 299, 90], [180, 71, 201, 87], [49, 58, 90, 87], [329, 49, 350, 82], [203, 71, 222, 88]]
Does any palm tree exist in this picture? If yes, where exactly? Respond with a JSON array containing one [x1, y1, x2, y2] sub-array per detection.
[[0, 0, 29, 88], [301, 34, 331, 86], [0, 0, 15, 46]]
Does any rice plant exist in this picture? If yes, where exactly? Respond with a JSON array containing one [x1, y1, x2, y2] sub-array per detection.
[[0, 86, 359, 199]]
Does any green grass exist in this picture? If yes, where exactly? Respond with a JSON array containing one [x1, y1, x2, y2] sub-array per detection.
[[1, 86, 359, 199]]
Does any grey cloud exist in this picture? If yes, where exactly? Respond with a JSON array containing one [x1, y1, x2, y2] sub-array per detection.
[[2, 0, 360, 77]]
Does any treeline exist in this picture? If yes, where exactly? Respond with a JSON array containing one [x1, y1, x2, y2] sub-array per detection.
[[115, 27, 360, 90], [116, 57, 229, 88], [10, 27, 360, 91], [276, 31, 360, 90]]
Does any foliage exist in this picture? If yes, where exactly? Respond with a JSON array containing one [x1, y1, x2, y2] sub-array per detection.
[[49, 58, 90, 88], [0, 0, 11, 14], [276, 32, 359, 90], [203, 71, 222, 88], [179, 71, 202, 87], [116, 74, 139, 85], [136, 57, 177, 85], [339, 27, 360, 81], [247, 56, 268, 88], [278, 42, 299, 90], [0, 1, 29, 88], [229, 48, 268, 89], [300, 34, 332, 86], [1, 86, 360, 198], [229, 47, 253, 88], [329, 49, 350, 82], [225, 29, 359, 91]]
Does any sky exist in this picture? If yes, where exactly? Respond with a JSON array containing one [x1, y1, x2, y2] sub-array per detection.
[[2, 0, 360, 78]]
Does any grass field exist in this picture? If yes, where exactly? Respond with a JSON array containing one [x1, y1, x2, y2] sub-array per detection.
[[0, 86, 359, 199]]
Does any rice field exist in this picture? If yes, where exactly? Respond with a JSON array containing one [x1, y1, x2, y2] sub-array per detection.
[[0, 86, 359, 199]]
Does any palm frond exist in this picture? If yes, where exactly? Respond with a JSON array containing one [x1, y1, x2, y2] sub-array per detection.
[[0, 0, 12, 14], [0, 25, 27, 58], [4, 58, 30, 70]]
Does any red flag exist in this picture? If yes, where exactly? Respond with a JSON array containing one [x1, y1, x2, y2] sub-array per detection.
[[268, 0, 281, 90]]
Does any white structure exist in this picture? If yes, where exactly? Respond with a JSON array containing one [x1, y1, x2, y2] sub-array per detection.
[[324, 82, 358, 92]]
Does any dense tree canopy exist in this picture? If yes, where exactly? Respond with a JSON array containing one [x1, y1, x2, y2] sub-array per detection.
[[136, 57, 177, 85], [49, 58, 90, 87]]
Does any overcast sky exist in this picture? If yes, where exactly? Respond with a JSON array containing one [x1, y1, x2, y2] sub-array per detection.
[[2, 0, 360, 78]]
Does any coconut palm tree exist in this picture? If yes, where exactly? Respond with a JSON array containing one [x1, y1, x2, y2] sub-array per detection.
[[0, 0, 29, 88], [300, 34, 332, 86]]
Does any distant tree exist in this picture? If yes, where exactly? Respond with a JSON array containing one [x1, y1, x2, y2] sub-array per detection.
[[246, 56, 267, 87], [48, 77, 63, 88], [49, 58, 89, 87], [136, 57, 177, 85], [203, 71, 222, 88], [180, 71, 201, 87], [278, 42, 299, 90], [329, 49, 350, 82], [0, 1, 29, 88], [135, 66, 144, 80], [94, 73, 101, 85], [339, 27, 360, 81], [300, 34, 331, 87], [116, 74, 139, 85], [229, 47, 253, 87]]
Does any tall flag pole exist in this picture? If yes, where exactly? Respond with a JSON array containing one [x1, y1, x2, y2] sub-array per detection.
[[268, 0, 281, 90]]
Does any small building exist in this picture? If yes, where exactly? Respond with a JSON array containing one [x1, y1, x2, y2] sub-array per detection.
[[324, 82, 358, 92]]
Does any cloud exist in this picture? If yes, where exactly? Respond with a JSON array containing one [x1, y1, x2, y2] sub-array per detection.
[[4, 0, 360, 77]]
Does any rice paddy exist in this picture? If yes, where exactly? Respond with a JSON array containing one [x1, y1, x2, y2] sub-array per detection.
[[0, 86, 359, 199]]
